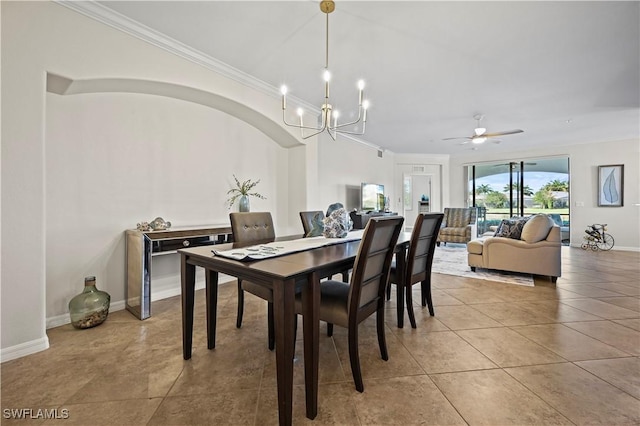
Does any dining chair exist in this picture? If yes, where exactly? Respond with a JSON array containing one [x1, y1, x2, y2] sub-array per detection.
[[230, 212, 277, 350], [388, 213, 443, 329], [299, 210, 350, 283], [295, 216, 404, 392]]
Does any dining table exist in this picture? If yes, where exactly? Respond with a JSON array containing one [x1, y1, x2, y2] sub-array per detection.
[[179, 230, 411, 426]]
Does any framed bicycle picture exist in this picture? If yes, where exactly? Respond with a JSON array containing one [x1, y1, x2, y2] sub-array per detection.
[[598, 164, 624, 207]]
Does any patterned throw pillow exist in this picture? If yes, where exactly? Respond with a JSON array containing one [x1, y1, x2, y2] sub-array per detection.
[[323, 207, 351, 238], [494, 216, 531, 240]]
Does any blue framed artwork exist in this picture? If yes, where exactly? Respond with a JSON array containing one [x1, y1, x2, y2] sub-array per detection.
[[598, 164, 624, 207]]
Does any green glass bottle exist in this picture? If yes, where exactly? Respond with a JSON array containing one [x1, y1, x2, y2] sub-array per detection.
[[68, 276, 111, 329]]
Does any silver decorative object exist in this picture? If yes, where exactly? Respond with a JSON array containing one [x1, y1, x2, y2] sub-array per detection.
[[149, 217, 171, 230]]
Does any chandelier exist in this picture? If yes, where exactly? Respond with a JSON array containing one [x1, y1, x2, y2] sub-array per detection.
[[280, 0, 369, 140]]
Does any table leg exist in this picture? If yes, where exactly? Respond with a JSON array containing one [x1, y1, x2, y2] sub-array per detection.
[[181, 254, 196, 360], [205, 270, 219, 350], [272, 278, 296, 426], [302, 272, 320, 419], [395, 248, 407, 328]]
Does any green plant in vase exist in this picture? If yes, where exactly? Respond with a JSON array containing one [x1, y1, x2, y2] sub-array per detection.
[[226, 174, 266, 212]]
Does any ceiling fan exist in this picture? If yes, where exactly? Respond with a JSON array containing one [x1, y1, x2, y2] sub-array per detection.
[[443, 114, 524, 144]]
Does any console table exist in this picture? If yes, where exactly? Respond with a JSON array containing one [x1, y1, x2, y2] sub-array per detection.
[[125, 224, 232, 319], [349, 211, 398, 229]]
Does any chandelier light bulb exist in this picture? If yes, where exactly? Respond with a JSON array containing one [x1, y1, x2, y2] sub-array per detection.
[[357, 80, 365, 90], [296, 107, 304, 117], [280, 85, 288, 109], [323, 70, 331, 82]]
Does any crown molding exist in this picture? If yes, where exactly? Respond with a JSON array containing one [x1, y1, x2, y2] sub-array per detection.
[[53, 0, 381, 150], [53, 0, 319, 112]]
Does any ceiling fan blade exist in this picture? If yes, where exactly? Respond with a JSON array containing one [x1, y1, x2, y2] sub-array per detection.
[[483, 129, 524, 137], [442, 136, 472, 141]]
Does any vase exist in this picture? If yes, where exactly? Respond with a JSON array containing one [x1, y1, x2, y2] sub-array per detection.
[[68, 276, 111, 329], [239, 195, 250, 212]]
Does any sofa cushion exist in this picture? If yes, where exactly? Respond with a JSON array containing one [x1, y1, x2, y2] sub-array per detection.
[[467, 239, 484, 255], [520, 214, 554, 243], [494, 217, 530, 240], [440, 227, 468, 237], [448, 209, 471, 228]]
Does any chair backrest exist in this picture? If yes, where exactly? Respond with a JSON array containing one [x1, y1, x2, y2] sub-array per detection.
[[406, 213, 444, 285], [229, 212, 275, 244], [348, 216, 404, 321], [299, 211, 323, 235], [444, 207, 476, 227]]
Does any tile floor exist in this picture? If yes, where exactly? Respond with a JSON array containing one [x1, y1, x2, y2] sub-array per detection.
[[2, 247, 639, 425]]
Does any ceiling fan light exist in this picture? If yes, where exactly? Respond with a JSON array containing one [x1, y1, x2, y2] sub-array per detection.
[[474, 127, 486, 136], [472, 136, 487, 144]]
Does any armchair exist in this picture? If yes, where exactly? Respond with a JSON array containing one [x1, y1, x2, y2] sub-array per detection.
[[437, 207, 477, 245]]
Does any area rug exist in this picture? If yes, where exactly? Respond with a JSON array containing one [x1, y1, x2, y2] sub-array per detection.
[[432, 244, 534, 286]]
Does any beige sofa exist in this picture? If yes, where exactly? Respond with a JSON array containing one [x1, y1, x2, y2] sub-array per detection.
[[467, 214, 561, 282]]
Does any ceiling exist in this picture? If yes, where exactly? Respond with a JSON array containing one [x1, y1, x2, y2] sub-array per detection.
[[94, 1, 640, 155]]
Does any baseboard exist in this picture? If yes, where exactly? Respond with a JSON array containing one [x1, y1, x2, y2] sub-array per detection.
[[1, 336, 49, 363], [569, 243, 639, 252], [45, 300, 127, 329], [45, 274, 236, 329]]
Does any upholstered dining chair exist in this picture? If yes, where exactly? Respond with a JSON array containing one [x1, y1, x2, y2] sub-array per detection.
[[229, 212, 277, 350], [295, 216, 404, 392], [388, 213, 443, 329]]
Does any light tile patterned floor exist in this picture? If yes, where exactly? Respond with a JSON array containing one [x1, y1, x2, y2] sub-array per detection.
[[2, 247, 639, 425]]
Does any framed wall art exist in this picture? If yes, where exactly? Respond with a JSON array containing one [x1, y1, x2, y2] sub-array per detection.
[[598, 164, 624, 207]]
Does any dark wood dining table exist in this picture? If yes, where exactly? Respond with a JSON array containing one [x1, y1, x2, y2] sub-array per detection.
[[179, 231, 411, 426]]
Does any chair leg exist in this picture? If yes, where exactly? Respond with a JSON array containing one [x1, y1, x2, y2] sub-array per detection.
[[293, 314, 298, 359], [405, 284, 417, 329], [267, 302, 275, 351], [327, 323, 333, 337], [236, 279, 244, 328], [348, 322, 364, 393], [386, 282, 391, 301], [376, 307, 389, 361], [421, 279, 435, 316], [341, 270, 349, 282], [396, 284, 404, 328]]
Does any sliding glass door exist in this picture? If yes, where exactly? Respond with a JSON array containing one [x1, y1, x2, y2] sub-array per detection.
[[467, 157, 570, 242]]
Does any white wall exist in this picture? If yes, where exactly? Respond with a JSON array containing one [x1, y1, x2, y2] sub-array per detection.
[[448, 139, 640, 250], [316, 133, 395, 212], [45, 92, 287, 320]]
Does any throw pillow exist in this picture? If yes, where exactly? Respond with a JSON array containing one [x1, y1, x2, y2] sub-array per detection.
[[323, 207, 350, 238], [494, 216, 530, 240], [521, 214, 554, 243], [305, 212, 325, 237]]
